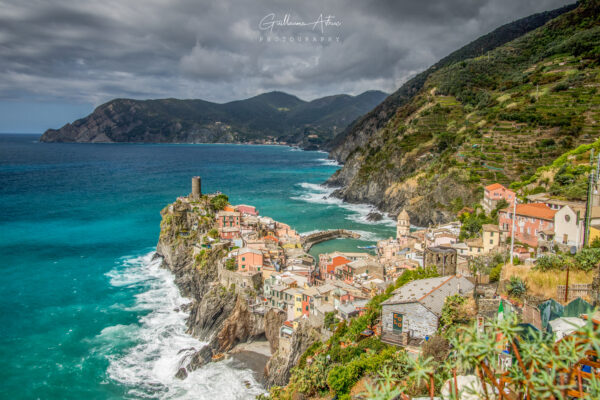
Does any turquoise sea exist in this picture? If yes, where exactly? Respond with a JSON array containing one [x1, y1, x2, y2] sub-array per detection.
[[0, 134, 394, 399]]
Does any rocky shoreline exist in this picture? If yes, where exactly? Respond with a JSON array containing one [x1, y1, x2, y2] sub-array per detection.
[[153, 197, 319, 389]]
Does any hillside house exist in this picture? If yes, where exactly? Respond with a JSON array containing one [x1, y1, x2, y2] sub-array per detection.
[[237, 247, 263, 272], [482, 183, 515, 214], [482, 224, 500, 253], [381, 275, 474, 344], [498, 203, 557, 247], [217, 211, 241, 229], [237, 204, 259, 216]]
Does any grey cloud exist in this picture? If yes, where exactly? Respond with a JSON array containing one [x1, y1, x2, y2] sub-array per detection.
[[0, 0, 573, 105]]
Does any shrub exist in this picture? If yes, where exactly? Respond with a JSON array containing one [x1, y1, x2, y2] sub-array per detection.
[[208, 228, 219, 239], [574, 248, 600, 272], [210, 194, 229, 210], [534, 254, 567, 271], [506, 276, 527, 298], [489, 263, 503, 282], [225, 257, 236, 271]]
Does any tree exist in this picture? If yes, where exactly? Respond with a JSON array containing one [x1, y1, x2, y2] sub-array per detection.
[[225, 257, 236, 271], [208, 228, 219, 239], [210, 194, 229, 210]]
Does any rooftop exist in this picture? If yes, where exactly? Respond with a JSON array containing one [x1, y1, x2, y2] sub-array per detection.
[[482, 224, 500, 232], [237, 247, 263, 256], [485, 183, 508, 191], [381, 275, 474, 317], [501, 203, 557, 221]]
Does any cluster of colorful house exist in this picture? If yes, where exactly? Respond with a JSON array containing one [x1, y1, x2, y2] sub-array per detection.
[[180, 177, 599, 356]]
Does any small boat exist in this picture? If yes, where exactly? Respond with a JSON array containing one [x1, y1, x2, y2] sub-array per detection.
[[211, 353, 225, 361], [357, 245, 376, 249]]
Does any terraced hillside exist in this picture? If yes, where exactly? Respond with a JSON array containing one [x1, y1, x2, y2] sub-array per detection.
[[328, 0, 600, 226]]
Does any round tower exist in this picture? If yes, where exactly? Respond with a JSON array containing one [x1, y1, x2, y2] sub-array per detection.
[[191, 176, 202, 199], [396, 209, 410, 239]]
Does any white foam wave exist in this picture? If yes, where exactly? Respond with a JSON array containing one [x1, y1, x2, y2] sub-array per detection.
[[352, 230, 387, 242], [104, 252, 265, 399], [292, 182, 396, 227], [316, 158, 340, 167]]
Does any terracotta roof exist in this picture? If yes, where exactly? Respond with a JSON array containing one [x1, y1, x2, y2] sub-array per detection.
[[516, 203, 557, 220], [485, 183, 506, 191], [329, 256, 351, 268], [263, 235, 279, 242]]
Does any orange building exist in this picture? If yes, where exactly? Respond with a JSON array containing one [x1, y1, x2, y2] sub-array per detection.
[[237, 247, 263, 272], [498, 203, 557, 247]]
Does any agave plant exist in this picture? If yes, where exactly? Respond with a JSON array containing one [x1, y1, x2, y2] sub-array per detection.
[[506, 275, 527, 297]]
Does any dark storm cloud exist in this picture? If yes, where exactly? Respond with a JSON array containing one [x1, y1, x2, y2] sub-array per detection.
[[0, 0, 573, 105]]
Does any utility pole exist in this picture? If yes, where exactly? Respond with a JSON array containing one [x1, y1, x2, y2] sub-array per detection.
[[584, 149, 595, 246], [510, 198, 518, 264]]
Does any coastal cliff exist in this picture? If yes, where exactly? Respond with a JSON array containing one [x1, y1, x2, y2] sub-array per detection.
[[154, 195, 316, 386], [39, 91, 387, 150], [325, 2, 600, 227]]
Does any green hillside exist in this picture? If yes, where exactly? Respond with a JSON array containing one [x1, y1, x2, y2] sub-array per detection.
[[40, 90, 387, 149], [328, 0, 600, 225]]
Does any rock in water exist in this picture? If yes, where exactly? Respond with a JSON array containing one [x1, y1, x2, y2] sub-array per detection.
[[366, 212, 383, 221], [175, 368, 188, 380]]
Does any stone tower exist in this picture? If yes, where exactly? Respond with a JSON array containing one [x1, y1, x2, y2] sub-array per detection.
[[191, 176, 202, 199], [396, 209, 410, 239]]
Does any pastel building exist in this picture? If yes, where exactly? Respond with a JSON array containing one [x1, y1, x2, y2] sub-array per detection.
[[237, 204, 259, 216], [217, 211, 241, 229], [237, 247, 263, 272], [482, 224, 500, 253], [498, 203, 556, 248], [482, 183, 515, 214]]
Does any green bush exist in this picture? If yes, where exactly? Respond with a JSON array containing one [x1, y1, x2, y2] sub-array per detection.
[[210, 194, 229, 210], [225, 257, 236, 271], [574, 248, 600, 272], [534, 254, 567, 271], [489, 263, 503, 282]]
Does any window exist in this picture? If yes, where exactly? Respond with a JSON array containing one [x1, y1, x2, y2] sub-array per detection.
[[242, 257, 245, 261], [490, 239, 493, 244], [305, 305, 309, 311], [565, 214, 571, 223], [241, 265, 245, 269]]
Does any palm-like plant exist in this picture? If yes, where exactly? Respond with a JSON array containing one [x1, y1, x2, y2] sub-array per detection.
[[407, 355, 436, 399]]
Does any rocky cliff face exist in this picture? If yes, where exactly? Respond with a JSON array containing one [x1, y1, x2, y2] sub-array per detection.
[[264, 321, 322, 387], [325, 3, 580, 226], [154, 198, 316, 387]]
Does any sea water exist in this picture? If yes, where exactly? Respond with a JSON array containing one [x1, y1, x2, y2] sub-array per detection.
[[0, 134, 394, 399]]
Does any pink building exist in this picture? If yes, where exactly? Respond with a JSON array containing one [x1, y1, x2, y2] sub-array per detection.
[[237, 204, 259, 216], [217, 211, 241, 229], [220, 227, 240, 240], [498, 203, 557, 248], [237, 247, 263, 272], [482, 183, 516, 214]]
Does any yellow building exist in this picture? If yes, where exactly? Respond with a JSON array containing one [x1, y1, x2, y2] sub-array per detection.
[[294, 292, 303, 319], [482, 224, 500, 253]]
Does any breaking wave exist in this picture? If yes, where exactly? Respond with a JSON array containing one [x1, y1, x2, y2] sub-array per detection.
[[292, 182, 396, 227], [102, 252, 265, 399]]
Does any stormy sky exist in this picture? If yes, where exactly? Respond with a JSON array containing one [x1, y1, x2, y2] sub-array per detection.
[[0, 0, 573, 132]]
